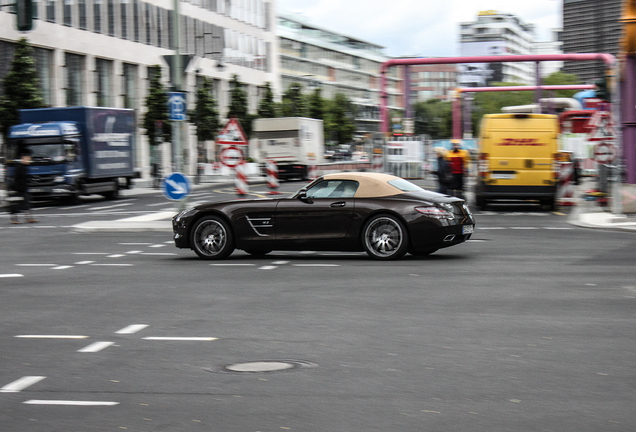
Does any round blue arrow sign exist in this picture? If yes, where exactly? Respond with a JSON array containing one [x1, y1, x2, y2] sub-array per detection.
[[162, 172, 191, 201]]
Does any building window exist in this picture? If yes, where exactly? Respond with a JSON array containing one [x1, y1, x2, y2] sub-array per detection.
[[121, 0, 128, 39], [107, 0, 115, 36], [145, 3, 152, 45], [78, 0, 87, 29], [94, 0, 102, 33], [65, 53, 84, 106], [95, 58, 112, 107], [46, 0, 55, 22], [63, 0, 72, 26], [133, 0, 140, 42], [34, 47, 54, 106], [122, 63, 137, 109]]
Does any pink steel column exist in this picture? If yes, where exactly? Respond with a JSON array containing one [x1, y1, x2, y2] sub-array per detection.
[[622, 56, 636, 184]]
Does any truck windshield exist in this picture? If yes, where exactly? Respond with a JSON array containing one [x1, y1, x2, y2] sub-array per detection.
[[8, 138, 76, 163]]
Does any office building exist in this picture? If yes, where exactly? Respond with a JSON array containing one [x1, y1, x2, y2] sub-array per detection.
[[277, 13, 403, 136], [562, 0, 622, 83], [0, 0, 279, 177]]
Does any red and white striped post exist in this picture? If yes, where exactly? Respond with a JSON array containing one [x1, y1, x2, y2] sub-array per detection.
[[235, 162, 249, 198], [266, 160, 281, 195], [372, 153, 383, 172], [307, 164, 318, 181], [557, 161, 576, 206]]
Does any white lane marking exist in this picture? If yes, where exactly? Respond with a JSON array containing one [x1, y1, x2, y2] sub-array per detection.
[[73, 252, 110, 255], [107, 254, 125, 258], [543, 227, 573, 230], [149, 244, 166, 248], [15, 264, 57, 267], [292, 264, 340, 267], [33, 226, 57, 229], [74, 261, 95, 265], [15, 335, 89, 339], [210, 264, 255, 266], [476, 227, 507, 230], [89, 264, 134, 267], [88, 203, 134, 211], [466, 239, 487, 242], [163, 241, 173, 244], [24, 400, 119, 406], [1, 376, 46, 393], [0, 274, 24, 278], [125, 250, 142, 254], [52, 266, 73, 270], [272, 261, 289, 265], [77, 341, 115, 353], [119, 243, 152, 245], [118, 211, 175, 222], [510, 227, 540, 230], [258, 266, 278, 270], [115, 324, 148, 334], [139, 253, 178, 256], [142, 337, 218, 341]]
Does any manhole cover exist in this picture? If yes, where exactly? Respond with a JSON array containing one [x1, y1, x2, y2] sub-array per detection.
[[208, 360, 317, 374]]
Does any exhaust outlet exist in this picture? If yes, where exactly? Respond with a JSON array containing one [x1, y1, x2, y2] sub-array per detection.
[[444, 235, 455, 242]]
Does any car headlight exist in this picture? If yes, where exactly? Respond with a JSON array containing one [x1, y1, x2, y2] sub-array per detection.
[[415, 205, 454, 219], [174, 207, 197, 223]]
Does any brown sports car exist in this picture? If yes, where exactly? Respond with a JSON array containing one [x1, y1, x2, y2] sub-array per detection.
[[172, 172, 475, 260]]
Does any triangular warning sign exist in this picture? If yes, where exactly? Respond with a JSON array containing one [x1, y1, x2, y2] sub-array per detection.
[[587, 110, 615, 143], [217, 118, 248, 145]]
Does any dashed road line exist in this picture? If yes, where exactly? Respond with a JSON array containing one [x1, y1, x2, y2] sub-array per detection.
[[292, 264, 340, 267], [23, 400, 119, 406], [52, 265, 74, 270], [258, 265, 278, 270], [15, 264, 57, 267], [15, 335, 89, 339], [74, 261, 95, 265], [210, 263, 255, 266], [115, 324, 148, 334], [89, 263, 134, 267], [77, 341, 115, 353], [142, 337, 218, 341], [1, 376, 46, 393], [0, 274, 24, 278]]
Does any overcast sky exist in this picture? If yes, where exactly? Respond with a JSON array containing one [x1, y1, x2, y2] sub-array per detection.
[[276, 0, 561, 58]]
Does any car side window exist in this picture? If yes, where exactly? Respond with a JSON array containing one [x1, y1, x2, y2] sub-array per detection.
[[306, 180, 359, 199]]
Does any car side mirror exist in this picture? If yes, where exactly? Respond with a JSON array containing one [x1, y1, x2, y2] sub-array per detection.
[[298, 190, 313, 203]]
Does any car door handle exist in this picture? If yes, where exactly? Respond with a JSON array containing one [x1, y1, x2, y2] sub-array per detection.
[[330, 202, 346, 208]]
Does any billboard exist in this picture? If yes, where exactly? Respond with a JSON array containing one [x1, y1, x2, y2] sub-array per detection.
[[458, 41, 508, 87]]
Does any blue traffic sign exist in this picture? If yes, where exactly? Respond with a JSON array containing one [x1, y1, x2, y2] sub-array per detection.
[[162, 172, 191, 201], [168, 92, 187, 121]]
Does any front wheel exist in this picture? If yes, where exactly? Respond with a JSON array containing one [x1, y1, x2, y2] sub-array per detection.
[[191, 216, 235, 259], [362, 215, 409, 260]]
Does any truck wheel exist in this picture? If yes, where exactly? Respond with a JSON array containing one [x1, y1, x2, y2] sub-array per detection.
[[104, 181, 119, 200], [191, 216, 235, 259]]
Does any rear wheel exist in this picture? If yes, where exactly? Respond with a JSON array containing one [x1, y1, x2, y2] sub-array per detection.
[[362, 215, 408, 260], [191, 216, 234, 259]]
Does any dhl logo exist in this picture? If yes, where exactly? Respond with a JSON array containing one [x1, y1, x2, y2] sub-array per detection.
[[497, 138, 545, 146]]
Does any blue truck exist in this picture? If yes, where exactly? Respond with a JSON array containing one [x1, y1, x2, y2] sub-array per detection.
[[5, 107, 136, 203]]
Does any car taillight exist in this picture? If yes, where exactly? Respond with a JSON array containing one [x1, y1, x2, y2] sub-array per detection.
[[416, 206, 454, 219], [552, 153, 560, 179], [479, 153, 489, 177]]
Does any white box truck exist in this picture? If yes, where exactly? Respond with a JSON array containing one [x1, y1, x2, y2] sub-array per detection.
[[251, 117, 323, 180]]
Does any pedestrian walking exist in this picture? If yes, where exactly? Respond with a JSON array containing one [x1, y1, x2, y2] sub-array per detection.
[[433, 147, 451, 195], [445, 140, 471, 198], [9, 148, 38, 224]]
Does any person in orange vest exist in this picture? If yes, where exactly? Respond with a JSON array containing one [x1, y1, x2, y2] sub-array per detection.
[[445, 140, 471, 198]]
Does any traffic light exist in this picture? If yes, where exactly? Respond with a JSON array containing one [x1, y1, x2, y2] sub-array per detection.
[[16, 0, 34, 32], [595, 77, 610, 102]]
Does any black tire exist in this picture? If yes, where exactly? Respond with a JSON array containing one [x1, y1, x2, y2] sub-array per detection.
[[103, 181, 119, 200], [191, 216, 234, 259], [362, 214, 409, 260]]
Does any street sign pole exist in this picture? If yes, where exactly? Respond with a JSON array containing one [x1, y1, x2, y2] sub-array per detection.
[[171, 0, 185, 210]]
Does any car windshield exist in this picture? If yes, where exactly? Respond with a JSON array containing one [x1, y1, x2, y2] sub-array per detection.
[[387, 178, 423, 192]]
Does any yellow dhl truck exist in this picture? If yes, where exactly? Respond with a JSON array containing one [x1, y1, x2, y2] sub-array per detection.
[[475, 113, 560, 210]]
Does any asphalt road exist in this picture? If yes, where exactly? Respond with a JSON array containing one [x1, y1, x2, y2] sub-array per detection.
[[1, 180, 635, 432]]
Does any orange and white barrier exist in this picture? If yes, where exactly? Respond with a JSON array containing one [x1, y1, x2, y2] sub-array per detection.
[[557, 161, 576, 206], [266, 160, 281, 195], [372, 154, 383, 172], [235, 162, 249, 198]]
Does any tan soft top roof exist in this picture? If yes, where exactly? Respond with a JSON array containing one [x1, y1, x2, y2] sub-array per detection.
[[322, 172, 407, 198]]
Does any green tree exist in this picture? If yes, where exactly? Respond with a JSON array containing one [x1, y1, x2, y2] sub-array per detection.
[[324, 93, 356, 144], [190, 77, 220, 143], [0, 37, 45, 139], [227, 74, 254, 138], [257, 82, 277, 118], [142, 66, 171, 145], [307, 87, 325, 120], [413, 99, 453, 139], [190, 77, 220, 167], [281, 82, 307, 117], [542, 71, 581, 98]]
